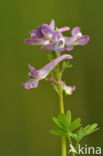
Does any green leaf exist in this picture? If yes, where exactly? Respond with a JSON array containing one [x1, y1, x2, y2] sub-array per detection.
[[66, 111, 71, 128], [72, 123, 99, 142], [62, 61, 73, 71], [50, 129, 67, 136], [50, 111, 98, 142], [83, 123, 99, 136], [50, 111, 82, 138], [52, 117, 65, 130], [69, 132, 78, 140], [58, 113, 67, 127], [70, 118, 81, 131]]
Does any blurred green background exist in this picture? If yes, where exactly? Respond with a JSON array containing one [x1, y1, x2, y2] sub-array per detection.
[[0, 0, 103, 156]]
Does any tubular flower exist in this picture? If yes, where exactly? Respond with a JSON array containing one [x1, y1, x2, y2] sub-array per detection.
[[22, 54, 73, 89], [46, 77, 76, 95], [24, 19, 70, 48], [63, 27, 90, 51]]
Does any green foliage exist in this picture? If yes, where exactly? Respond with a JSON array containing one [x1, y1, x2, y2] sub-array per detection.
[[62, 61, 73, 71], [50, 110, 81, 137], [50, 110, 99, 144], [71, 123, 99, 142], [47, 53, 55, 61]]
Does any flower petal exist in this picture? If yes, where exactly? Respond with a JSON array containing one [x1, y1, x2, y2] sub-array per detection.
[[58, 27, 70, 32], [24, 38, 44, 45], [76, 35, 90, 45], [49, 19, 55, 31], [29, 30, 37, 38], [22, 80, 39, 89], [41, 42, 56, 50], [63, 83, 76, 95], [28, 64, 39, 77], [40, 54, 73, 76], [66, 45, 74, 51], [72, 27, 81, 36]]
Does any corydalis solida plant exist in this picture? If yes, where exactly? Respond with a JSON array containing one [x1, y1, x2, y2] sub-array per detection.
[[22, 19, 98, 156]]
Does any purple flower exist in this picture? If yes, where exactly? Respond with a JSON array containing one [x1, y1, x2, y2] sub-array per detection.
[[40, 27, 90, 53], [63, 27, 90, 51], [22, 54, 73, 89], [40, 32, 66, 53], [61, 82, 76, 95], [46, 77, 76, 95], [24, 19, 70, 47]]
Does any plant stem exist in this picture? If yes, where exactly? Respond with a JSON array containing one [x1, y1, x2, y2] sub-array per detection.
[[72, 152, 76, 156], [67, 136, 76, 156], [57, 64, 66, 156]]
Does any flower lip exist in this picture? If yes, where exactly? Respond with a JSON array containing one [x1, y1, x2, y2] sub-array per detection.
[[76, 35, 90, 45]]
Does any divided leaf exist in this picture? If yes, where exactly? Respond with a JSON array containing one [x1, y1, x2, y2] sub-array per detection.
[[70, 118, 81, 131], [50, 110, 99, 143], [50, 110, 81, 137], [52, 117, 65, 130], [66, 111, 71, 126], [71, 123, 99, 142], [50, 129, 67, 136], [82, 123, 99, 137]]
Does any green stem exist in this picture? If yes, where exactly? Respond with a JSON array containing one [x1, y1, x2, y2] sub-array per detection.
[[67, 136, 72, 145], [57, 64, 66, 156], [75, 141, 79, 151], [72, 152, 76, 156], [72, 141, 79, 156], [67, 136, 75, 156]]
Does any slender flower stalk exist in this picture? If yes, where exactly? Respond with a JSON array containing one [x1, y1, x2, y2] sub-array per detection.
[[57, 64, 66, 156], [57, 62, 75, 156]]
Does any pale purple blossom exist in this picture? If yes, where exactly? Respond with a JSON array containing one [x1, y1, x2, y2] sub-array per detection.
[[46, 77, 76, 95], [63, 27, 90, 52], [24, 19, 70, 48], [22, 54, 73, 89], [40, 27, 90, 53], [24, 20, 90, 53]]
